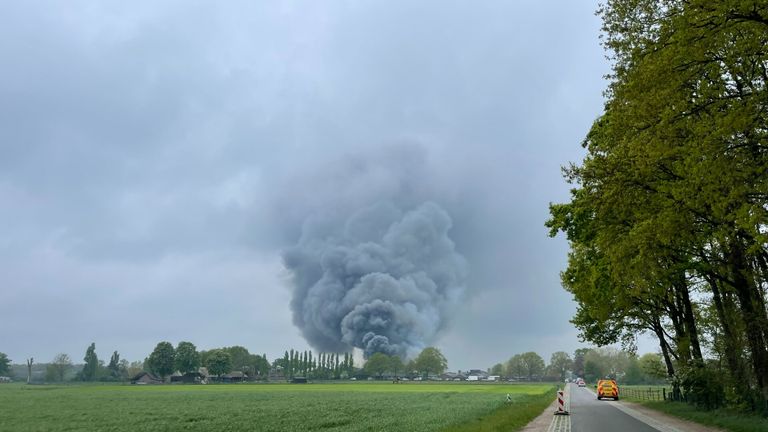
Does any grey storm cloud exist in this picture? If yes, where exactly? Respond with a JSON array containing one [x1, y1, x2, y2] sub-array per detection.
[[284, 200, 467, 358]]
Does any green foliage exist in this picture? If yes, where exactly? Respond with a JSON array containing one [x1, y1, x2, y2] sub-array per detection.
[[643, 400, 768, 432], [388, 355, 404, 376], [548, 352, 573, 381], [0, 353, 10, 376], [506, 354, 526, 379], [47, 354, 72, 382], [519, 352, 545, 381], [549, 0, 768, 413], [623, 356, 644, 385], [104, 351, 125, 382], [174, 342, 200, 374], [363, 353, 391, 378], [80, 343, 98, 382], [584, 360, 603, 383], [490, 363, 504, 377], [223, 346, 250, 374], [147, 342, 175, 380], [638, 353, 667, 382], [572, 348, 591, 378], [413, 347, 448, 378], [680, 365, 726, 410], [252, 354, 270, 379], [205, 349, 232, 377]]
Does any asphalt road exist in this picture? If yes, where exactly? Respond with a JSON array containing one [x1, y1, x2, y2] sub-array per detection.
[[569, 384, 661, 432]]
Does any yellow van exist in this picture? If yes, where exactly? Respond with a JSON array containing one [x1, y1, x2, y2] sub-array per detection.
[[597, 379, 619, 400]]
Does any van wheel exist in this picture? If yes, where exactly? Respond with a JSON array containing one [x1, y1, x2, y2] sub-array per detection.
[[615, 397, 619, 401], [597, 396, 600, 400]]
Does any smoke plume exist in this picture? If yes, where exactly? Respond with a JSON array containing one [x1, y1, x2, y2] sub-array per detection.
[[283, 200, 467, 358]]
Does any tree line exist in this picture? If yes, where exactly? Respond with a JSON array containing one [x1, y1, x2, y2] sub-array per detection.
[[488, 348, 667, 385], [273, 349, 354, 380], [547, 0, 768, 413], [363, 347, 448, 379], [0, 344, 450, 383]]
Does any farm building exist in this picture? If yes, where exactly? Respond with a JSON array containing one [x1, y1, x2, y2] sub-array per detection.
[[170, 372, 206, 384], [222, 371, 246, 382], [440, 372, 466, 381], [130, 372, 162, 385]]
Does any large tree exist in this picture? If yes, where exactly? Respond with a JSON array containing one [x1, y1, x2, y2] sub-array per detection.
[[572, 348, 591, 379], [548, 352, 573, 382], [175, 342, 200, 374], [490, 363, 504, 377], [223, 346, 251, 374], [206, 349, 232, 378], [413, 347, 447, 379], [81, 343, 98, 381], [364, 353, 391, 378], [519, 352, 545, 381], [107, 351, 123, 380], [506, 354, 526, 379], [48, 353, 72, 382], [388, 355, 404, 377], [252, 354, 270, 378], [549, 0, 768, 412], [147, 342, 175, 381], [0, 353, 10, 376]]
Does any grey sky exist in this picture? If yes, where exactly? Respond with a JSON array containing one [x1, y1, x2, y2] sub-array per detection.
[[0, 1, 634, 370]]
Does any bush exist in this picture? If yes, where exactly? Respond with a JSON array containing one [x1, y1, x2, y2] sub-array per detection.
[[680, 365, 725, 410]]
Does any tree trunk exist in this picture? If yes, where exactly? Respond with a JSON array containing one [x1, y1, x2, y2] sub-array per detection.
[[652, 317, 675, 378], [678, 278, 704, 363], [666, 291, 691, 365], [26, 358, 33, 384], [707, 273, 750, 401], [728, 239, 768, 412]]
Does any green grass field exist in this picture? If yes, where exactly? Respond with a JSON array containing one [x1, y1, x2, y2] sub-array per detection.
[[0, 382, 556, 431]]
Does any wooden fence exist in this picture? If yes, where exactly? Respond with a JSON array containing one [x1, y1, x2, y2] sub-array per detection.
[[620, 387, 670, 401]]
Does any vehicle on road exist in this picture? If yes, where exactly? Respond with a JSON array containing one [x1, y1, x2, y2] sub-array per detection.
[[597, 379, 619, 400], [576, 378, 586, 387]]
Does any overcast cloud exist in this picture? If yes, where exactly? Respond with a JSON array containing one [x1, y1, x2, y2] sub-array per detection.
[[0, 1, 626, 370]]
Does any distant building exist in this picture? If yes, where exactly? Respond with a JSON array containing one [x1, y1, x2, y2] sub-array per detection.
[[170, 372, 205, 384], [222, 371, 246, 383], [130, 372, 162, 385], [439, 372, 466, 381], [467, 369, 489, 382]]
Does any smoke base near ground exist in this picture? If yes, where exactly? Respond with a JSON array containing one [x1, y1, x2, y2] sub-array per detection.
[[283, 201, 467, 358]]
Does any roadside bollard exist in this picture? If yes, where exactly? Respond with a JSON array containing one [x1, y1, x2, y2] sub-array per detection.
[[554, 390, 569, 415]]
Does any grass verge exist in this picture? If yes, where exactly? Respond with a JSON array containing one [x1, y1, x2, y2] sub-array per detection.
[[641, 401, 768, 432], [441, 386, 556, 432]]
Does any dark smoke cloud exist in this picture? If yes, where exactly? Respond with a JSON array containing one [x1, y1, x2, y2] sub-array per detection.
[[283, 199, 467, 358]]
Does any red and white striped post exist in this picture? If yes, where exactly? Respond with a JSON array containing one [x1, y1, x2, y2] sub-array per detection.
[[555, 390, 569, 415]]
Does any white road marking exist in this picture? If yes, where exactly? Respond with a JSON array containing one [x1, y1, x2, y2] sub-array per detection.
[[546, 384, 572, 432], [547, 414, 571, 432]]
